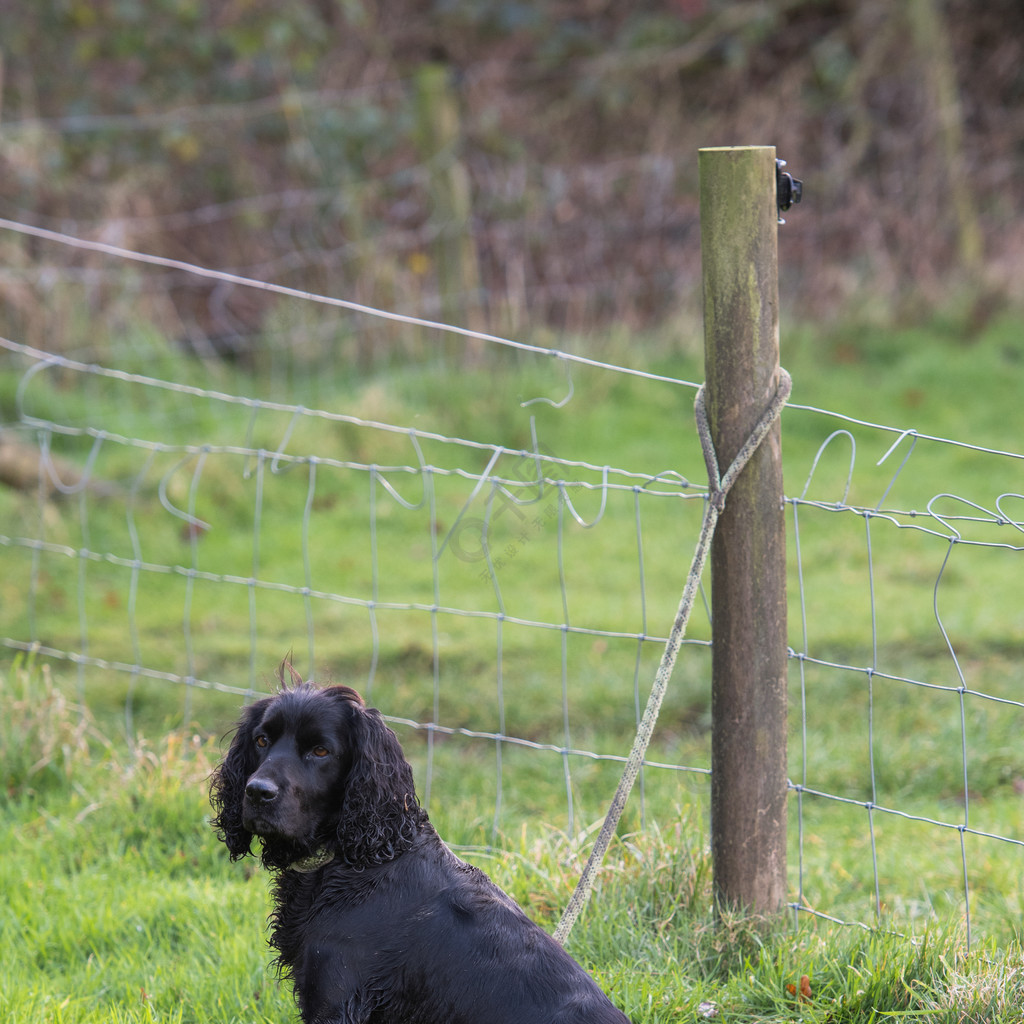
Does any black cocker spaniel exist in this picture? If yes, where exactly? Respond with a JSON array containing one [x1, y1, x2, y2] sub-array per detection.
[[210, 670, 632, 1024]]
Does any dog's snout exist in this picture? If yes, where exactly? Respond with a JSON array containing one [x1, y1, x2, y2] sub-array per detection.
[[245, 776, 279, 805]]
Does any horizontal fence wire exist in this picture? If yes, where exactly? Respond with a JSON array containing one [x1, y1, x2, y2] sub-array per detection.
[[2, 222, 1024, 944]]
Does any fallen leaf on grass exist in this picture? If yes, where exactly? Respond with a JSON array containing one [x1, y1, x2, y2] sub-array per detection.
[[786, 974, 812, 1002]]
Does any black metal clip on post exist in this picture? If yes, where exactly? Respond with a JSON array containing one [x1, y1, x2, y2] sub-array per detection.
[[776, 158, 803, 224]]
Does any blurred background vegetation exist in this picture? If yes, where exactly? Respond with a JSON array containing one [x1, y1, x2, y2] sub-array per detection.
[[1, 0, 1021, 367]]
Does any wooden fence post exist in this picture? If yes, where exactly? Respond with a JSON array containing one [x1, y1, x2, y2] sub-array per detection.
[[413, 62, 486, 354], [700, 145, 788, 915]]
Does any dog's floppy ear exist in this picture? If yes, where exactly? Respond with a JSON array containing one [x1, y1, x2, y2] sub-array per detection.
[[209, 696, 272, 860], [328, 687, 423, 865]]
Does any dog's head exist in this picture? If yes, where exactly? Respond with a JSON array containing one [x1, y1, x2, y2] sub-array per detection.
[[210, 668, 423, 870]]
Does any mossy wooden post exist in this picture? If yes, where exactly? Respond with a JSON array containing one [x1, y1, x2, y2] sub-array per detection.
[[700, 146, 787, 916], [413, 62, 485, 356]]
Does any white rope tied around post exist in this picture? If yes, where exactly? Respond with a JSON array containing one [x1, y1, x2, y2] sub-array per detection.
[[553, 368, 792, 946]]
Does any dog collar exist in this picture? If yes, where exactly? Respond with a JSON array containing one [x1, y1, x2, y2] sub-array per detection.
[[286, 847, 335, 873]]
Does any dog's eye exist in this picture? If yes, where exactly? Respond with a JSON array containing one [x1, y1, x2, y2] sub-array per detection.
[[311, 745, 329, 758], [255, 734, 268, 749]]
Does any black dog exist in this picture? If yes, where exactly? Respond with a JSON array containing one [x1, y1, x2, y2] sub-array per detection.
[[210, 673, 632, 1024]]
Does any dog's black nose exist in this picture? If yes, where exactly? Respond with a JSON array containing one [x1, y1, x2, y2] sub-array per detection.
[[245, 776, 279, 805]]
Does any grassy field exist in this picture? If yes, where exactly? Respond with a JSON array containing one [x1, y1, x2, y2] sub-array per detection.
[[2, 313, 1024, 1020], [2, 658, 1023, 1023]]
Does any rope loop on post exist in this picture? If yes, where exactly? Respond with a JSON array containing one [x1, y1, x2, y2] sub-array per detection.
[[553, 368, 792, 946]]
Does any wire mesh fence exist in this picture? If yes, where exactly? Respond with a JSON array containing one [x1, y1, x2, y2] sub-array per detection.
[[784, 414, 1024, 943], [2, 224, 1024, 946], [0, 329, 715, 839]]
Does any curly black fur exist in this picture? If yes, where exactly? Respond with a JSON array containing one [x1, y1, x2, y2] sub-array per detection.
[[210, 678, 426, 871], [209, 667, 632, 1024]]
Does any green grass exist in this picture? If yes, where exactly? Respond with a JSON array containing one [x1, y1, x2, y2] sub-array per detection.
[[3, 313, 1024, 1019], [2, 658, 1023, 1023]]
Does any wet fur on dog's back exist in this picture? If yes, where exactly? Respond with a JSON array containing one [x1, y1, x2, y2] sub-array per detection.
[[210, 678, 632, 1024]]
